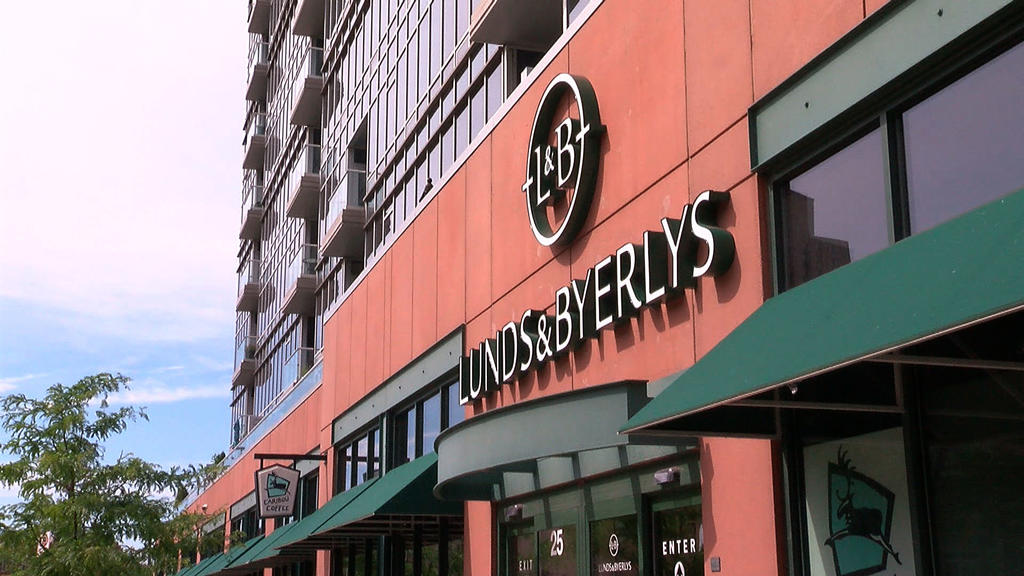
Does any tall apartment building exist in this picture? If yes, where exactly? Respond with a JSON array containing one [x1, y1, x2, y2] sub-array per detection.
[[232, 0, 587, 444], [184, 1, 1024, 575]]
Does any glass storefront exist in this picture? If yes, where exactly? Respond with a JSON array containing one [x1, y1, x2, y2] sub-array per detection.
[[499, 458, 702, 576]]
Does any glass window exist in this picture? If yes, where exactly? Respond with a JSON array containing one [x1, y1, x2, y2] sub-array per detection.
[[335, 426, 378, 494], [487, 64, 504, 119], [589, 515, 634, 576], [355, 435, 368, 485], [919, 365, 1024, 573], [422, 393, 441, 455], [777, 128, 888, 290], [801, 426, 915, 576], [903, 42, 1024, 233], [407, 33, 419, 115], [446, 380, 465, 430], [471, 85, 486, 139], [651, 497, 702, 576], [455, 106, 469, 159], [449, 534, 464, 576], [441, 122, 454, 175], [442, 0, 455, 59], [429, 4, 442, 80], [405, 406, 418, 463], [455, 0, 469, 42]]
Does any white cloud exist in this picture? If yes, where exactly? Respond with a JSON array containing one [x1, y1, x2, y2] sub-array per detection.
[[107, 385, 230, 406], [0, 373, 47, 393], [148, 365, 186, 374], [0, 483, 21, 505]]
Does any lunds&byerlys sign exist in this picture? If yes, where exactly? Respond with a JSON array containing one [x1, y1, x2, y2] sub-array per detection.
[[255, 464, 300, 519], [459, 74, 736, 406]]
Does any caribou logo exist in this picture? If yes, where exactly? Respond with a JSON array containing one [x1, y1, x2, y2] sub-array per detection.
[[266, 473, 291, 498], [825, 447, 901, 575]]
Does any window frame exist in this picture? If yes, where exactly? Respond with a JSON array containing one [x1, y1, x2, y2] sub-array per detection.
[[767, 31, 1024, 576], [768, 31, 1024, 295]]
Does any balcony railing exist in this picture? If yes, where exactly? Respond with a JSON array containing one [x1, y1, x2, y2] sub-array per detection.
[[246, 40, 270, 100], [320, 169, 367, 258], [236, 258, 260, 312], [286, 143, 321, 219], [325, 168, 366, 225], [242, 112, 267, 170], [234, 335, 257, 374], [281, 243, 318, 315], [290, 46, 324, 126], [232, 335, 258, 388], [239, 175, 265, 240], [282, 347, 315, 388], [231, 414, 253, 447]]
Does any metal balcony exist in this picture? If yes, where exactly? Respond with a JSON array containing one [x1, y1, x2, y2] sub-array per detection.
[[235, 258, 261, 312], [470, 0, 562, 52], [231, 414, 253, 447], [242, 112, 266, 170], [247, 0, 271, 34], [231, 335, 258, 389], [282, 347, 315, 388], [286, 143, 321, 220], [281, 243, 318, 316], [239, 175, 265, 240], [319, 169, 367, 259], [290, 46, 324, 127], [245, 40, 270, 101], [292, 0, 325, 37]]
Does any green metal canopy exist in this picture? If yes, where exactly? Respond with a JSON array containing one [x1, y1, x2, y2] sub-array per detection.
[[269, 476, 378, 553], [278, 453, 462, 552], [179, 553, 219, 576], [622, 188, 1024, 435], [216, 521, 307, 575], [187, 553, 224, 576], [193, 534, 263, 576]]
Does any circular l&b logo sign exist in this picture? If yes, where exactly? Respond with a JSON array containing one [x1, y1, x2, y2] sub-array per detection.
[[521, 74, 604, 248]]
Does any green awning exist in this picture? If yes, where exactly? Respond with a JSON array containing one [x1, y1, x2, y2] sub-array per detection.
[[179, 554, 218, 576], [271, 475, 378, 553], [622, 188, 1024, 434], [194, 534, 262, 576], [278, 453, 462, 551], [188, 553, 223, 576], [217, 521, 308, 574]]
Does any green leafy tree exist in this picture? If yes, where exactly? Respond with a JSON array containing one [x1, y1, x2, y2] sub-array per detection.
[[0, 373, 222, 576]]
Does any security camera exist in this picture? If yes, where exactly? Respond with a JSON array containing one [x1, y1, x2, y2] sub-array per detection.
[[654, 467, 678, 486]]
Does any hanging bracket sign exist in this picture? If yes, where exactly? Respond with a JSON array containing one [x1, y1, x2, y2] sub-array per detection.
[[255, 464, 300, 519]]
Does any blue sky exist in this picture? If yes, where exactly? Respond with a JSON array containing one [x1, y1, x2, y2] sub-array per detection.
[[0, 1, 247, 505]]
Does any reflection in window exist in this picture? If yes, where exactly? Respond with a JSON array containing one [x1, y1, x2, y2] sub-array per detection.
[[392, 379, 462, 468], [904, 41, 1024, 233], [920, 365, 1024, 573], [334, 425, 380, 494], [422, 393, 442, 456], [777, 129, 889, 289]]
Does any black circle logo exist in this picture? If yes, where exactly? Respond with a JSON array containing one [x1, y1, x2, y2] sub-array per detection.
[[521, 74, 604, 248]]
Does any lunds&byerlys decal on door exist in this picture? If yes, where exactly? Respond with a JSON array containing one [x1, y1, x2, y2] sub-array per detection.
[[460, 74, 736, 406]]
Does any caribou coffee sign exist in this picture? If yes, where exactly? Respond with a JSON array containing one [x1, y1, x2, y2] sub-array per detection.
[[459, 75, 736, 406], [255, 464, 300, 519]]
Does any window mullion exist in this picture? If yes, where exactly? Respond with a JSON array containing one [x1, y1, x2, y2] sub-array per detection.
[[881, 110, 910, 242]]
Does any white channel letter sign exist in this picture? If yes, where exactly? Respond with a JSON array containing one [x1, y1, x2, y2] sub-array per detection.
[[521, 73, 604, 248], [255, 464, 300, 519], [460, 75, 736, 406]]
